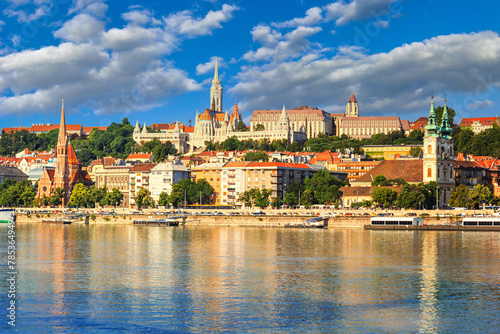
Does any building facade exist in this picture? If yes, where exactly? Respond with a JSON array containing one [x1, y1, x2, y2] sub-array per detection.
[[150, 161, 190, 202], [459, 116, 500, 134], [129, 163, 157, 208]]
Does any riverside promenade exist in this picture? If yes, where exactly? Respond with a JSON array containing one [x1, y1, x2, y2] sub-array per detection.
[[14, 208, 494, 228]]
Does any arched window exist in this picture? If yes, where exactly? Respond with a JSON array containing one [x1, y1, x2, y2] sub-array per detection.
[[437, 167, 441, 178], [427, 145, 432, 155], [427, 168, 432, 178]]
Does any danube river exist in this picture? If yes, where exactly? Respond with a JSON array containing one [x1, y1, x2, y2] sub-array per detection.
[[2, 224, 500, 333]]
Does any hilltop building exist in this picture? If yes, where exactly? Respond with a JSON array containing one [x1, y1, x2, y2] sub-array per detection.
[[132, 61, 306, 153], [459, 116, 500, 134]]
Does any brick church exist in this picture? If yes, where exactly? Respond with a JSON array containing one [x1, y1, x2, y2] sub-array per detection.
[[37, 100, 93, 206]]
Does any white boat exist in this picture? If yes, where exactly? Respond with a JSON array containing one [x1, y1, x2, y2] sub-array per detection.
[[0, 209, 16, 223]]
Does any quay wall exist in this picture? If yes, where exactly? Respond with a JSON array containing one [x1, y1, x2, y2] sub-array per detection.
[[15, 214, 458, 228]]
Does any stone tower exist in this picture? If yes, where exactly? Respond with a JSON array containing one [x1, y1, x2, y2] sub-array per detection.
[[346, 93, 359, 117], [423, 95, 455, 208], [53, 99, 70, 205], [210, 58, 223, 112]]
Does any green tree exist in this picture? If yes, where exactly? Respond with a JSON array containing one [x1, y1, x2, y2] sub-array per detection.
[[469, 184, 493, 209], [303, 169, 347, 205], [271, 197, 281, 209], [169, 183, 185, 207], [237, 121, 248, 132], [371, 175, 388, 187], [410, 147, 421, 157], [158, 192, 170, 207], [254, 189, 272, 209], [397, 184, 426, 209], [68, 183, 89, 208], [449, 184, 469, 208], [435, 105, 456, 126], [372, 187, 398, 208], [50, 187, 66, 207], [244, 151, 269, 162], [88, 185, 107, 207], [254, 124, 265, 131], [135, 187, 152, 209], [239, 189, 256, 208], [105, 188, 124, 208]]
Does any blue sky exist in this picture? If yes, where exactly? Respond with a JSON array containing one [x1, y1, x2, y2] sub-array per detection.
[[1, 0, 500, 129]]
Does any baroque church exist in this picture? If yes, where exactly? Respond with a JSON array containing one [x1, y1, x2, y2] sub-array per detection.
[[37, 101, 94, 205], [133, 59, 305, 153]]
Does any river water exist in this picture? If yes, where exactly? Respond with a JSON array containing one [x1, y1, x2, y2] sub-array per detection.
[[1, 224, 500, 333]]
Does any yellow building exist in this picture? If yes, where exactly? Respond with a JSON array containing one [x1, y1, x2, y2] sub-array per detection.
[[361, 145, 422, 160], [191, 163, 225, 205]]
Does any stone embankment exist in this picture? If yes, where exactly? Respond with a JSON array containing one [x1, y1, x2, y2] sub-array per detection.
[[15, 211, 473, 228]]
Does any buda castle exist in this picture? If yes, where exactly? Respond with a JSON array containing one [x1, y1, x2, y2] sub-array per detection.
[[133, 60, 409, 152]]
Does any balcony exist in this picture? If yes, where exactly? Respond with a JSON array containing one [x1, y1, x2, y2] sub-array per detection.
[[228, 180, 235, 185], [228, 173, 236, 178], [271, 178, 283, 184]]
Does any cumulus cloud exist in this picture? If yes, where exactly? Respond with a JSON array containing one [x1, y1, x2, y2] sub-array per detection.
[[325, 0, 400, 26], [122, 9, 153, 26], [196, 56, 226, 75], [0, 3, 245, 115], [231, 31, 500, 117], [244, 26, 322, 62], [467, 99, 494, 109], [54, 14, 105, 43], [164, 4, 239, 37], [272, 7, 323, 28]]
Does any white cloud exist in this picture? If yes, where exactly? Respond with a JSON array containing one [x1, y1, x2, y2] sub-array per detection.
[[164, 4, 239, 37], [69, 0, 105, 15], [272, 7, 323, 28], [467, 99, 494, 109], [196, 56, 226, 75], [244, 26, 322, 62], [375, 20, 389, 28], [122, 9, 153, 26], [3, 0, 52, 23], [325, 0, 400, 26], [54, 14, 105, 43], [232, 31, 500, 117], [0, 21, 5, 31], [0, 3, 246, 116], [84, 2, 108, 17], [251, 25, 282, 46]]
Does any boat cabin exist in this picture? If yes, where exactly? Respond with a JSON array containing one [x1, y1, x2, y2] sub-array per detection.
[[370, 216, 423, 226]]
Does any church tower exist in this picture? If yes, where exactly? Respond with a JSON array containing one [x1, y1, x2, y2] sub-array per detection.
[[423, 94, 455, 208], [346, 93, 359, 117], [210, 58, 223, 112], [53, 99, 70, 205]]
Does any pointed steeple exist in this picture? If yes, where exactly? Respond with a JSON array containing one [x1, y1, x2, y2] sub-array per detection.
[[214, 57, 219, 82], [174, 121, 180, 132], [440, 93, 453, 139], [424, 93, 440, 137], [348, 93, 357, 103], [279, 105, 288, 119], [134, 120, 140, 132], [58, 99, 67, 145], [142, 122, 147, 134]]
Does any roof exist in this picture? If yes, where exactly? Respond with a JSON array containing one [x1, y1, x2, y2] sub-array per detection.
[[453, 160, 484, 169], [223, 162, 250, 168], [342, 116, 400, 121], [251, 107, 329, 121], [348, 93, 357, 103], [410, 117, 428, 130], [126, 153, 153, 160], [192, 163, 226, 169], [246, 162, 312, 169], [129, 163, 157, 172], [353, 160, 423, 183], [460, 117, 499, 126], [0, 166, 28, 178], [67, 145, 80, 166], [401, 119, 410, 131], [151, 162, 189, 172], [70, 170, 94, 185], [83, 126, 107, 133], [330, 113, 345, 117]]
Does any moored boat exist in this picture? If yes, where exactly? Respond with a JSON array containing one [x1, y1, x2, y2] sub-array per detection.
[[0, 209, 16, 223]]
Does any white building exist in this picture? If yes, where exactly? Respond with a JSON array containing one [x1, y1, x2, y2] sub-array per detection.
[[150, 161, 190, 202]]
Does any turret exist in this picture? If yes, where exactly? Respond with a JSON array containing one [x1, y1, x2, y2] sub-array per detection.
[[142, 122, 148, 134], [134, 120, 140, 133], [440, 94, 453, 139], [424, 94, 440, 137]]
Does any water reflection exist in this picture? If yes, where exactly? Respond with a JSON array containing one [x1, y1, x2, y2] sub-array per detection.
[[6, 225, 500, 333]]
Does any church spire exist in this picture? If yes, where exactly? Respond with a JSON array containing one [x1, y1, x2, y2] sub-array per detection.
[[58, 99, 67, 145], [440, 93, 453, 139], [424, 93, 440, 137], [214, 57, 219, 81]]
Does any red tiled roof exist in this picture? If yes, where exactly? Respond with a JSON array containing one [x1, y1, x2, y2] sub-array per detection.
[[129, 163, 157, 172], [126, 153, 152, 160], [83, 126, 107, 133], [353, 160, 423, 183], [246, 162, 312, 169], [224, 162, 249, 168], [460, 117, 499, 126], [348, 93, 357, 103], [67, 145, 80, 166]]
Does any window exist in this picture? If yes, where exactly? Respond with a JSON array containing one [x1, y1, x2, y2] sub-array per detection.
[[427, 168, 432, 178], [427, 145, 432, 155]]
